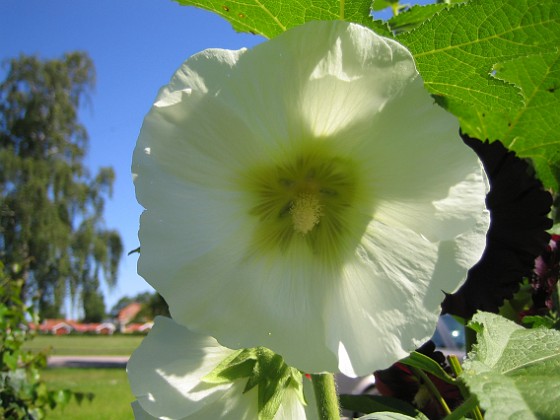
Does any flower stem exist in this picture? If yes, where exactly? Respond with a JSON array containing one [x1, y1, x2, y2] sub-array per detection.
[[410, 366, 451, 416], [447, 355, 484, 420], [311, 373, 340, 420], [444, 395, 480, 420]]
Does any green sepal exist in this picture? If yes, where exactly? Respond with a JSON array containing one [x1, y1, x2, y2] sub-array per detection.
[[247, 348, 292, 420], [202, 346, 306, 420], [202, 348, 257, 384]]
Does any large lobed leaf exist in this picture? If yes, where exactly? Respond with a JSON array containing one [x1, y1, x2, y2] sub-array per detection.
[[397, 0, 560, 190], [486, 50, 560, 191], [174, 0, 391, 38], [461, 312, 560, 419]]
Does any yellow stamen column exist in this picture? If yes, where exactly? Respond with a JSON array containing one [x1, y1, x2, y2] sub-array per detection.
[[290, 193, 323, 234]]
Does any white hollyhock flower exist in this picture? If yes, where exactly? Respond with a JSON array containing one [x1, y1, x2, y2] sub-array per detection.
[[133, 20, 489, 376], [127, 316, 315, 420]]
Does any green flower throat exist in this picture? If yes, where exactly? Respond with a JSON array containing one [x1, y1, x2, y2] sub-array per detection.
[[244, 142, 370, 264]]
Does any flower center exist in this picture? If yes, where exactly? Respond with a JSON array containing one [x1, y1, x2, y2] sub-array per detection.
[[290, 192, 323, 234], [242, 142, 371, 266]]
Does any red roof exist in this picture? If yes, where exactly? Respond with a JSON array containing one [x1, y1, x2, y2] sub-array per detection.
[[124, 322, 153, 333], [117, 302, 143, 324]]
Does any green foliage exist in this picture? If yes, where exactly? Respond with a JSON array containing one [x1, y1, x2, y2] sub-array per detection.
[[202, 347, 304, 420], [386, 3, 449, 34], [372, 0, 398, 12], [485, 51, 560, 191], [399, 351, 455, 385], [522, 313, 560, 329], [340, 394, 427, 419], [0, 53, 123, 317], [461, 312, 560, 419], [0, 265, 71, 418], [174, 0, 392, 38], [396, 0, 560, 190], [133, 292, 170, 321], [81, 284, 106, 323]]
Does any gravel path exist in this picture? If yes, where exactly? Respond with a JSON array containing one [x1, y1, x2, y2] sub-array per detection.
[[47, 355, 129, 368]]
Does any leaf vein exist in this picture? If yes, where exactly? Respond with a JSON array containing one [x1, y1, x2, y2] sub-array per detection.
[[414, 18, 558, 59], [253, 0, 287, 31]]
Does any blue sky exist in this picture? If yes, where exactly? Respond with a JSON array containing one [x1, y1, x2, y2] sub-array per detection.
[[1, 0, 424, 314]]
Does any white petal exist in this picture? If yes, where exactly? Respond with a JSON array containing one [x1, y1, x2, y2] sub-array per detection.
[[300, 23, 417, 137], [326, 221, 440, 376], [128, 317, 312, 419], [183, 382, 259, 419], [346, 77, 489, 242], [160, 234, 339, 373], [154, 48, 246, 107], [273, 383, 309, 420], [131, 401, 160, 420], [127, 317, 235, 419]]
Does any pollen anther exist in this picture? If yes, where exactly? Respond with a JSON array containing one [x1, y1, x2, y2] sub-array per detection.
[[290, 193, 323, 234]]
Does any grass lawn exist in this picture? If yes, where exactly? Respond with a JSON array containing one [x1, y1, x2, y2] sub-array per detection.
[[23, 335, 144, 418], [42, 368, 134, 420], [23, 334, 145, 356]]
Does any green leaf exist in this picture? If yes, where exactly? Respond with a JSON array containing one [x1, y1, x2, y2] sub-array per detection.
[[456, 49, 560, 190], [522, 314, 559, 329], [3, 351, 18, 371], [372, 0, 398, 12], [399, 0, 560, 109], [399, 351, 456, 385], [174, 0, 388, 38], [492, 51, 560, 190], [340, 394, 428, 419], [387, 3, 450, 34], [461, 312, 560, 419], [51, 389, 72, 406], [398, 0, 560, 190]]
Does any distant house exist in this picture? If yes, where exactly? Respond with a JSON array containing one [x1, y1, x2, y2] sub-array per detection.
[[35, 302, 151, 335], [86, 322, 116, 335], [124, 321, 153, 334], [39, 319, 74, 335], [117, 302, 143, 333], [36, 319, 116, 335]]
